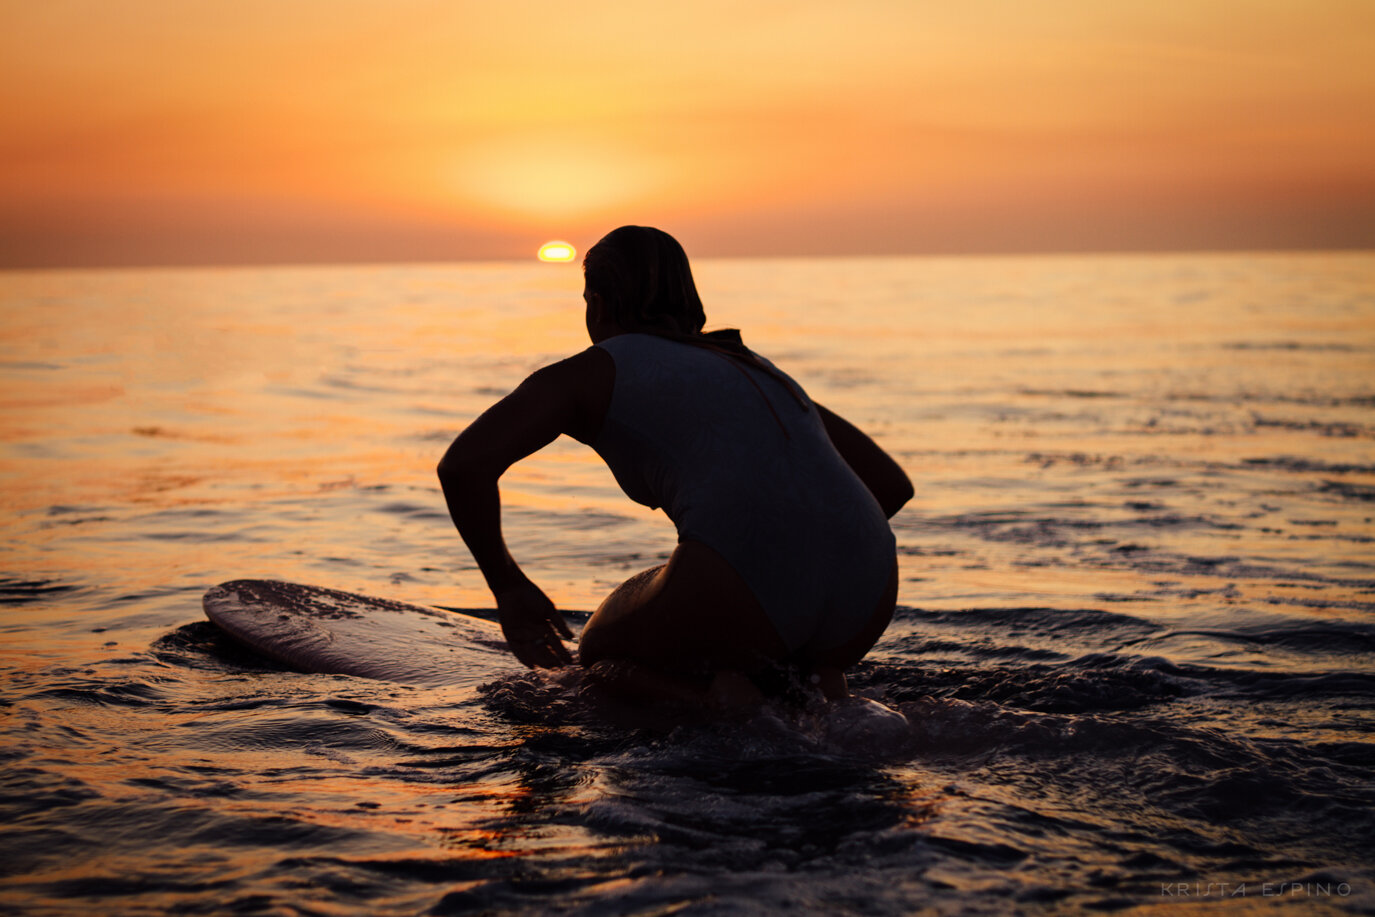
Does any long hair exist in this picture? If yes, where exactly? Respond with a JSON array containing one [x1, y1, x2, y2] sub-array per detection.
[[582, 226, 705, 333], [583, 226, 808, 410]]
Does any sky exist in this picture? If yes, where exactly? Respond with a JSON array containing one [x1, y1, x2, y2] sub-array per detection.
[[1, 0, 1373, 267]]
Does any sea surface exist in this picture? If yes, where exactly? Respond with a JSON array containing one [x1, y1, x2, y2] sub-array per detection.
[[1, 252, 1373, 914]]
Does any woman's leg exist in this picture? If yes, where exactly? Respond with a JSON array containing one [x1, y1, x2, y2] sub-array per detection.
[[578, 539, 788, 672], [579, 544, 896, 704]]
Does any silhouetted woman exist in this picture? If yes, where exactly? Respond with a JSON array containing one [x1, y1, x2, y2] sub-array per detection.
[[439, 226, 911, 700]]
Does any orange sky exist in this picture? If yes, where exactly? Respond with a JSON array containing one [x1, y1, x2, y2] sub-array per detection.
[[1, 0, 1372, 267]]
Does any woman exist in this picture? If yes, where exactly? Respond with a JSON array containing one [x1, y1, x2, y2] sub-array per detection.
[[438, 226, 911, 700]]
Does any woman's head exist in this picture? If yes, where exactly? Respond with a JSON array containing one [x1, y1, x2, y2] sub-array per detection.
[[583, 226, 705, 339]]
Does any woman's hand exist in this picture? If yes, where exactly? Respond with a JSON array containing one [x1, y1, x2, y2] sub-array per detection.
[[495, 580, 574, 669]]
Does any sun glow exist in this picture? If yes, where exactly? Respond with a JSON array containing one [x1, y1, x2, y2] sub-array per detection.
[[1, 2, 1371, 267], [537, 241, 576, 262]]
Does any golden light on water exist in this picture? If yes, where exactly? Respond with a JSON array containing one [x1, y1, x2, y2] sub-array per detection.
[[537, 241, 576, 263]]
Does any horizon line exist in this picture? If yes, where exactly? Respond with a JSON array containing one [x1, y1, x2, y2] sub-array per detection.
[[4, 244, 1373, 274]]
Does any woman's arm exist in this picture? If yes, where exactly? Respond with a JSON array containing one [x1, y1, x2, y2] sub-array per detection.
[[437, 347, 612, 667], [816, 403, 913, 518]]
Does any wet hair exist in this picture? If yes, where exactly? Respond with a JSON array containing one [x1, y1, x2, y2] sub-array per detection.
[[583, 225, 808, 411], [583, 226, 706, 334]]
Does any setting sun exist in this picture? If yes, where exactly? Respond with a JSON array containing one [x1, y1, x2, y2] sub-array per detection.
[[537, 241, 576, 263]]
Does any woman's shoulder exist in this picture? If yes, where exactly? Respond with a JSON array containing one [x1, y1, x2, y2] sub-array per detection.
[[505, 347, 613, 445], [533, 345, 614, 386]]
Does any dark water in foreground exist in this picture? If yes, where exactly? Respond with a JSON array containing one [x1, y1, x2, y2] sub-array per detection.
[[2, 254, 1373, 913]]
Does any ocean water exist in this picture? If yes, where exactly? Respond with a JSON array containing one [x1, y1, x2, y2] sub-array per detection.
[[1, 252, 1373, 914]]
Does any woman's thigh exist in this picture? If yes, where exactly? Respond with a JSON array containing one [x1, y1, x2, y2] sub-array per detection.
[[578, 539, 788, 671]]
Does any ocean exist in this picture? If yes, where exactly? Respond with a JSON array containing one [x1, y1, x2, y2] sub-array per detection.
[[1, 252, 1372, 914]]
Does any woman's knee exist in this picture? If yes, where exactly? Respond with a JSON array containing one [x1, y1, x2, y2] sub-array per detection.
[[577, 619, 610, 666]]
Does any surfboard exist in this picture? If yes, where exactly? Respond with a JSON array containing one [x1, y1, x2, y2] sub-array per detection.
[[201, 580, 911, 739], [203, 579, 524, 687]]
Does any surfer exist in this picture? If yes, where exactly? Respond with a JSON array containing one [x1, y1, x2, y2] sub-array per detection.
[[438, 226, 912, 701]]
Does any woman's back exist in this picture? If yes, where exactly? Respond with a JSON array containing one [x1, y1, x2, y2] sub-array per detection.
[[591, 333, 894, 653]]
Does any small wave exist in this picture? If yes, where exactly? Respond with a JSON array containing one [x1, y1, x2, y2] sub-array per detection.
[[1223, 341, 1361, 352], [151, 621, 294, 675], [1192, 666, 1375, 701], [34, 679, 168, 710], [857, 653, 1188, 714], [375, 501, 449, 521], [1019, 388, 1125, 399], [1319, 480, 1375, 503], [0, 767, 101, 819], [187, 715, 399, 756], [916, 605, 1160, 638], [1243, 456, 1375, 475], [0, 577, 78, 605], [0, 360, 64, 370], [926, 510, 1245, 552], [1252, 415, 1374, 439], [1154, 621, 1375, 660]]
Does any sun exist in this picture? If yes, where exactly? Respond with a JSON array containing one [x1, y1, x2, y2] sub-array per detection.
[[537, 241, 576, 263]]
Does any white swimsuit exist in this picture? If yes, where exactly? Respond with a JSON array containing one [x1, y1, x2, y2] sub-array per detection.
[[591, 333, 895, 654]]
